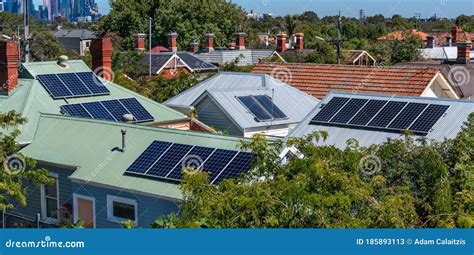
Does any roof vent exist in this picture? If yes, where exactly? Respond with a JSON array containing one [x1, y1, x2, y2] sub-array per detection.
[[57, 55, 69, 68], [122, 114, 134, 123]]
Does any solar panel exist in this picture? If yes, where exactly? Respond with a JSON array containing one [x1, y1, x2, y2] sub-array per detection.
[[61, 104, 91, 118], [388, 103, 428, 130], [145, 144, 194, 178], [57, 73, 92, 96], [238, 96, 273, 121], [200, 149, 238, 182], [330, 98, 368, 124], [167, 146, 215, 180], [349, 100, 388, 126], [310, 97, 350, 123], [82, 102, 115, 121], [126, 141, 172, 174], [253, 95, 287, 120], [119, 98, 154, 122], [368, 101, 407, 128], [101, 100, 131, 122], [37, 74, 73, 99], [409, 104, 449, 133], [212, 152, 254, 184], [76, 72, 110, 95]]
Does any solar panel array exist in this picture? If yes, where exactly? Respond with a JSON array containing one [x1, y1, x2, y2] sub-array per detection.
[[37, 72, 110, 99], [309, 97, 449, 135], [237, 95, 287, 122], [60, 98, 154, 123], [125, 141, 254, 184]]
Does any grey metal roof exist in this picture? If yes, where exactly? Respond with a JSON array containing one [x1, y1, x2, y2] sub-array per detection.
[[53, 29, 96, 39], [165, 72, 319, 129], [420, 47, 474, 60], [288, 92, 474, 148], [145, 52, 217, 74], [193, 49, 282, 66]]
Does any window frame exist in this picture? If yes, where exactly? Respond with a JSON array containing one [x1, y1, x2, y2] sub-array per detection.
[[40, 173, 60, 224], [106, 195, 138, 226]]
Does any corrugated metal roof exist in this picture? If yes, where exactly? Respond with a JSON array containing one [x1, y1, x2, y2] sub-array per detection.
[[193, 49, 279, 66], [21, 114, 251, 200], [288, 92, 474, 149], [165, 72, 319, 129], [420, 47, 474, 60], [145, 52, 217, 74]]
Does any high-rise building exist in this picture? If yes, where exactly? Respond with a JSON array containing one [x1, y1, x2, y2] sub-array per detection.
[[0, 2, 4, 12]]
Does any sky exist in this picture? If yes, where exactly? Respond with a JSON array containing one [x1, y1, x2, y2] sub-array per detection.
[[33, 0, 473, 18]]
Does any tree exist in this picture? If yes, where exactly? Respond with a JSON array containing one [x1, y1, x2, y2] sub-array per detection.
[[385, 33, 423, 64], [152, 115, 474, 228], [0, 111, 52, 212]]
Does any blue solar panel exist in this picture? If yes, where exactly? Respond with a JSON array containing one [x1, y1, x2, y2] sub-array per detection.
[[330, 98, 368, 124], [82, 102, 115, 121], [238, 96, 273, 121], [368, 101, 407, 128], [126, 141, 172, 174], [388, 103, 428, 130], [199, 149, 238, 182], [57, 73, 92, 96], [409, 104, 449, 133], [61, 104, 91, 118], [76, 72, 110, 95], [119, 98, 154, 122], [37, 74, 73, 99], [212, 152, 254, 184], [101, 100, 131, 122], [167, 146, 215, 180], [311, 97, 350, 123], [253, 95, 287, 120], [349, 100, 388, 126], [145, 144, 194, 178]]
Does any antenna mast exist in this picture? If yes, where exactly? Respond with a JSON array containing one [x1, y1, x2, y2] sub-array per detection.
[[23, 0, 30, 63]]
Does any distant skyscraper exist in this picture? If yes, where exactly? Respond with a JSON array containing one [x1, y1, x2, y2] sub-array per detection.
[[0, 2, 4, 12]]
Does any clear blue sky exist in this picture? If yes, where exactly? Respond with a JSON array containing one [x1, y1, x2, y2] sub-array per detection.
[[34, 0, 473, 18]]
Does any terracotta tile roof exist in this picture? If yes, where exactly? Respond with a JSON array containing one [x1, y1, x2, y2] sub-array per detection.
[[252, 63, 442, 99], [378, 29, 429, 41]]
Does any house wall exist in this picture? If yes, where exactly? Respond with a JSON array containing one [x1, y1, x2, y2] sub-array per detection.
[[57, 37, 81, 55], [71, 183, 180, 228], [8, 164, 75, 225], [194, 96, 242, 136], [159, 67, 189, 79], [244, 124, 292, 138]]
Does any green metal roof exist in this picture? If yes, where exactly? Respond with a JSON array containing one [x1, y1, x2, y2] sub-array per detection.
[[0, 60, 187, 143], [21, 114, 250, 200]]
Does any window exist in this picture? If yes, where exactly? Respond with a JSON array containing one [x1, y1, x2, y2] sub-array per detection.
[[106, 195, 137, 225], [41, 173, 59, 223], [85, 41, 91, 47]]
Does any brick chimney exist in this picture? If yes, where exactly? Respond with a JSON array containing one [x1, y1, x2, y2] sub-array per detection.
[[0, 40, 19, 94], [295, 32, 304, 50], [276, 32, 287, 53], [90, 38, 113, 81], [234, 32, 246, 50], [188, 42, 199, 53], [205, 32, 214, 53], [457, 41, 471, 64], [168, 32, 178, 52], [426, 35, 436, 48], [452, 26, 462, 44], [133, 33, 146, 51]]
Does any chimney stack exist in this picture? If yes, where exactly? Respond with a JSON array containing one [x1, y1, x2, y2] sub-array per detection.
[[452, 26, 461, 44], [457, 41, 471, 64], [0, 40, 19, 94], [167, 32, 178, 52], [276, 32, 287, 53], [133, 33, 146, 51], [205, 32, 214, 53], [426, 35, 436, 48], [188, 42, 199, 53], [295, 32, 304, 50], [90, 38, 113, 81], [446, 35, 453, 47], [234, 32, 246, 50]]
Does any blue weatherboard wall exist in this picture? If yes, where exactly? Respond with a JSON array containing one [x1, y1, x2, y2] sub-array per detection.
[[71, 183, 180, 228]]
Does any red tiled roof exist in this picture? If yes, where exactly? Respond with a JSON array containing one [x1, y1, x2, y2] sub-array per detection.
[[149, 45, 169, 53], [252, 63, 441, 99], [378, 29, 429, 41]]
